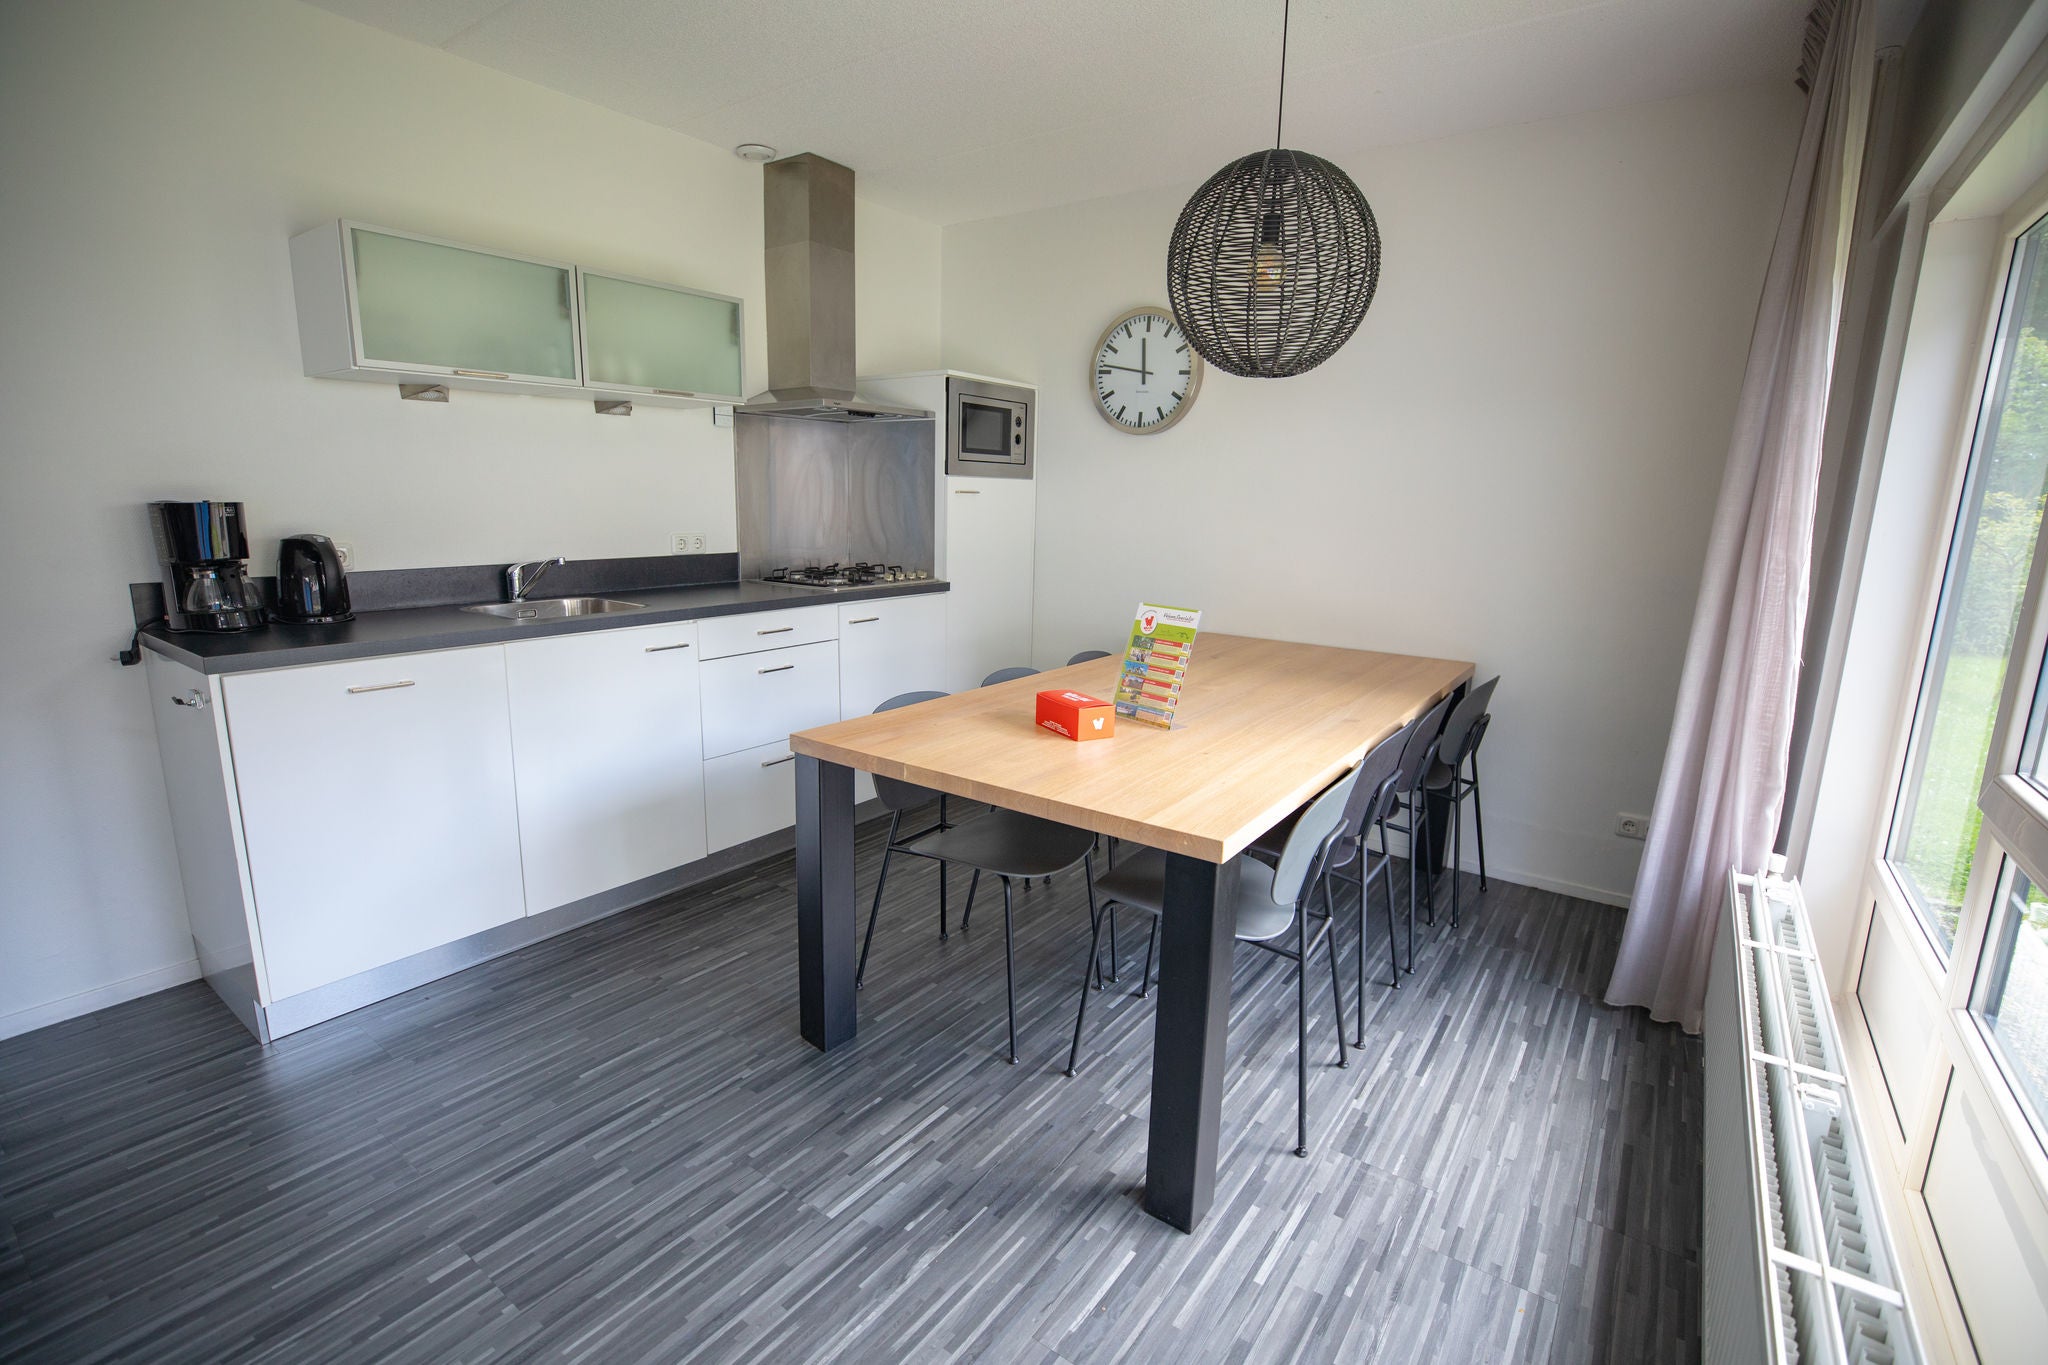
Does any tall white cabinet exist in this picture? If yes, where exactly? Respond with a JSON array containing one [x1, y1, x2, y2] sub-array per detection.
[[861, 371, 1039, 692]]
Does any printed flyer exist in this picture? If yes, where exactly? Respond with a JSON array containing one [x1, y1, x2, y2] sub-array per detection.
[[1115, 603, 1202, 729]]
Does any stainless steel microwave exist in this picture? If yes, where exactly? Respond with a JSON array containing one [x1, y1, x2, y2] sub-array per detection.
[[946, 377, 1033, 478]]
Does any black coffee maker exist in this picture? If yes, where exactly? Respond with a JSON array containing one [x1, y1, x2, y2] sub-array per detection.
[[149, 500, 266, 632]]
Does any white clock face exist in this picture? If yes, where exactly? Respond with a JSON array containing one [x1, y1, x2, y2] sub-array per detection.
[[1093, 309, 1202, 433]]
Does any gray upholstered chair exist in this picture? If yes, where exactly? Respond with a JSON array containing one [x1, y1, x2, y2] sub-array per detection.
[[1422, 675, 1499, 929], [1065, 765, 1360, 1158], [855, 691, 1099, 1064]]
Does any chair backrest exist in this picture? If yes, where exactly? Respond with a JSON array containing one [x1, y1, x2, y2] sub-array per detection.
[[1435, 675, 1499, 770], [1066, 650, 1112, 665], [981, 666, 1040, 687], [1393, 692, 1456, 796], [1269, 764, 1363, 909], [871, 690, 948, 811], [1344, 721, 1413, 842]]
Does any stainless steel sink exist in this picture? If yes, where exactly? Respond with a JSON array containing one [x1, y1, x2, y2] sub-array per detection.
[[461, 597, 646, 620]]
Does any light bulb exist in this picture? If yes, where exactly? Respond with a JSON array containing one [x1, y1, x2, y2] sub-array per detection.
[[1253, 212, 1285, 294]]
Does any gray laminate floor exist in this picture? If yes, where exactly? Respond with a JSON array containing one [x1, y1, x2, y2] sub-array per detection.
[[0, 813, 1700, 1364]]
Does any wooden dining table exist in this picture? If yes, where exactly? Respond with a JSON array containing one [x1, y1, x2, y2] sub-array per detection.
[[787, 632, 1474, 1231]]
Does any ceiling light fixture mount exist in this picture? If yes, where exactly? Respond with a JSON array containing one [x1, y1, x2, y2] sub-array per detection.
[[733, 143, 777, 163], [1165, 0, 1380, 379]]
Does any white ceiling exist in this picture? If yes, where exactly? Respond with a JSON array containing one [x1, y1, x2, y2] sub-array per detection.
[[308, 0, 1815, 225]]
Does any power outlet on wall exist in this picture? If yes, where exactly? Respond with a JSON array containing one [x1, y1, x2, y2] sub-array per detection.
[[670, 532, 707, 555], [334, 542, 354, 569], [1615, 813, 1650, 841]]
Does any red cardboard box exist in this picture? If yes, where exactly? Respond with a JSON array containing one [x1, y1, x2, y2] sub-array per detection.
[[1036, 688, 1116, 742]]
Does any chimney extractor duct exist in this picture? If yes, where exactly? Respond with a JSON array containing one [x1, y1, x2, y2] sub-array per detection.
[[738, 154, 929, 422]]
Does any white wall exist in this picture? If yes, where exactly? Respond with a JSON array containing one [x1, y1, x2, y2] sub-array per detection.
[[0, 0, 940, 1037], [941, 84, 1803, 905]]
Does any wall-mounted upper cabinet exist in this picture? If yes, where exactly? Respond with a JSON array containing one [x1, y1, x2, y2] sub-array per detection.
[[288, 220, 744, 409], [580, 270, 743, 403]]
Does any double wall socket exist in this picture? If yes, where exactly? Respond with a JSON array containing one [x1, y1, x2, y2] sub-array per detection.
[[1615, 813, 1650, 840], [670, 532, 707, 555]]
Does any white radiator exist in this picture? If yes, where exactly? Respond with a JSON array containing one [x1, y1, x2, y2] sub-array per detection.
[[1704, 868, 1924, 1365]]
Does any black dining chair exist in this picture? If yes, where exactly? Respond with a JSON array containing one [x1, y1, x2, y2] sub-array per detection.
[[1065, 765, 1358, 1158], [1248, 718, 1417, 1037], [981, 666, 1041, 687], [1422, 675, 1499, 928], [854, 693, 1100, 1064], [1066, 650, 1112, 665], [1380, 692, 1457, 935]]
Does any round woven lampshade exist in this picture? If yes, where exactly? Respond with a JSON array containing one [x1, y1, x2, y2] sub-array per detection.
[[1166, 148, 1381, 379]]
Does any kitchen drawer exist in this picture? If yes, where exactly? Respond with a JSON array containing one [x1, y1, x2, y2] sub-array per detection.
[[697, 604, 838, 659], [704, 739, 799, 853], [700, 638, 840, 757]]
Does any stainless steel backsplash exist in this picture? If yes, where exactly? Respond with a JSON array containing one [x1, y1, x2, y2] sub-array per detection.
[[735, 413, 935, 577]]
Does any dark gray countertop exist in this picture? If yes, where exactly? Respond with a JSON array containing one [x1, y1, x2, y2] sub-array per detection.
[[140, 579, 950, 675]]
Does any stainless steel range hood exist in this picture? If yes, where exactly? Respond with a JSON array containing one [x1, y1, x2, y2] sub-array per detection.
[[739, 154, 929, 423]]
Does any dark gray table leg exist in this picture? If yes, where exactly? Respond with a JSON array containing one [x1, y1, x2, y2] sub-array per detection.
[[1143, 852, 1240, 1232], [796, 755, 858, 1051]]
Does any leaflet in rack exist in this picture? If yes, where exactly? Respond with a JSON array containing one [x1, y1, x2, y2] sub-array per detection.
[[1114, 603, 1202, 730]]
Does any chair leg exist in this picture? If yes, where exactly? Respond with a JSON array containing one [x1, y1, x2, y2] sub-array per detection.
[[1138, 916, 1158, 998], [855, 815, 900, 990], [1470, 757, 1488, 892], [1084, 851, 1105, 992], [1323, 880, 1348, 1072], [939, 860, 949, 941], [1295, 901, 1310, 1158], [1418, 796, 1437, 927], [962, 868, 979, 931], [1106, 902, 1119, 983], [1450, 791, 1463, 931], [1001, 876, 1018, 1064], [1067, 890, 1110, 1077]]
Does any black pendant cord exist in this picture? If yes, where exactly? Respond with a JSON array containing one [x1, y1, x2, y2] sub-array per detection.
[[1274, 0, 1290, 148]]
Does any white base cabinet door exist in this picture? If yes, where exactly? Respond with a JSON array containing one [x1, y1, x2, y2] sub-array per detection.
[[944, 476, 1036, 692], [222, 646, 526, 1001], [704, 740, 799, 852], [505, 622, 706, 915], [838, 594, 948, 803]]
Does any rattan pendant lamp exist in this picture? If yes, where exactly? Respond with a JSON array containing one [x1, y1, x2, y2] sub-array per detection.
[[1166, 0, 1381, 379]]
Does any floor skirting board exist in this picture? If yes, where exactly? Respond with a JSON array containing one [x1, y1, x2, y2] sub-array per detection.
[[0, 957, 202, 1041]]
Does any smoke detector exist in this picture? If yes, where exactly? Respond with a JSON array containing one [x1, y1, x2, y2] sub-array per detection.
[[733, 143, 776, 163]]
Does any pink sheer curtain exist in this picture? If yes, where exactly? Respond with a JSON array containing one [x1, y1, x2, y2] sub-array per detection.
[[1606, 0, 1873, 1033]]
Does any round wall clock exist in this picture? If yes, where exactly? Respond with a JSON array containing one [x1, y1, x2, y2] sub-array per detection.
[[1092, 307, 1203, 434]]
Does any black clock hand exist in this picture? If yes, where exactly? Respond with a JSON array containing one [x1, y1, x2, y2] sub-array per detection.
[[1140, 336, 1152, 383], [1100, 363, 1147, 375]]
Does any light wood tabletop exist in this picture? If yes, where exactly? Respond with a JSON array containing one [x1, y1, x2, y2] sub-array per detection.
[[790, 633, 1474, 863]]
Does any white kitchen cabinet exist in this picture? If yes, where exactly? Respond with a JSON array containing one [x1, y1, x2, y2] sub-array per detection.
[[290, 221, 582, 394], [837, 594, 948, 718], [221, 646, 526, 1001], [704, 740, 801, 853], [505, 622, 706, 915], [944, 475, 1037, 692], [698, 603, 838, 659], [580, 270, 744, 402], [699, 638, 841, 758]]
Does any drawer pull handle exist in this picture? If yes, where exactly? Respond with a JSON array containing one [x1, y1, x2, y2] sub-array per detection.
[[346, 680, 415, 694], [760, 753, 795, 768], [172, 690, 209, 709], [451, 368, 510, 380], [756, 626, 794, 635], [758, 663, 795, 674], [848, 616, 880, 624], [644, 642, 692, 653]]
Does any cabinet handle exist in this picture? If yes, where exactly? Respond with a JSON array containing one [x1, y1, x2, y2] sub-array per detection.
[[756, 626, 794, 636], [757, 663, 795, 674], [452, 368, 510, 379], [760, 753, 795, 768], [848, 616, 880, 624], [171, 690, 209, 709], [346, 680, 415, 694], [654, 388, 698, 399], [644, 642, 692, 653], [954, 489, 981, 495]]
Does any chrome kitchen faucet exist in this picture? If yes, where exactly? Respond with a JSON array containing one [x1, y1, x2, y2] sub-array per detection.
[[505, 556, 565, 601]]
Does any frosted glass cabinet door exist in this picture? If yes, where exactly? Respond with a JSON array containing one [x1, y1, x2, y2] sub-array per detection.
[[580, 271, 744, 400], [349, 226, 578, 383]]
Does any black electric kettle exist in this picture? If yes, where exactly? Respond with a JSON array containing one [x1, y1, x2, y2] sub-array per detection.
[[275, 534, 354, 623]]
